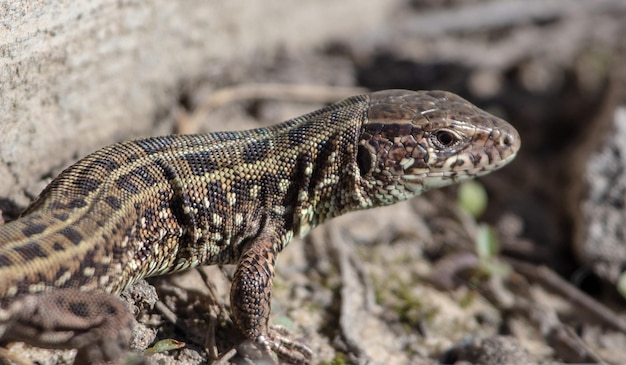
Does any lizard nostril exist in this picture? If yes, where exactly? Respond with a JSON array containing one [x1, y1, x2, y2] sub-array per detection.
[[501, 130, 516, 147], [503, 135, 512, 146]]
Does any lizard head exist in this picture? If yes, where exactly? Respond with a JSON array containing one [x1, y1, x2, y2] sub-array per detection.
[[355, 89, 520, 207]]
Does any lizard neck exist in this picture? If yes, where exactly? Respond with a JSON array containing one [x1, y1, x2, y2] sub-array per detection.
[[288, 120, 369, 239]]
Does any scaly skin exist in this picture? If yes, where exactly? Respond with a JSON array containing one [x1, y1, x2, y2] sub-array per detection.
[[0, 90, 520, 364]]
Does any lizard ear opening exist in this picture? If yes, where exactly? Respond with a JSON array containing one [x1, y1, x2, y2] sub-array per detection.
[[357, 145, 372, 175]]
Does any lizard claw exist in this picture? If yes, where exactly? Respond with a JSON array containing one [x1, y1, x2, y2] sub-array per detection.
[[256, 326, 313, 365]]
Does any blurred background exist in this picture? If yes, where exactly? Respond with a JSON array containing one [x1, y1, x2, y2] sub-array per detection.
[[1, 0, 626, 364]]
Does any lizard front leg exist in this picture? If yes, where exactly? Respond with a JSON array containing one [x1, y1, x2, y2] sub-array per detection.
[[231, 238, 313, 364]]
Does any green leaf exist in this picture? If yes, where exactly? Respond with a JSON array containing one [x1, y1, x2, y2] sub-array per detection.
[[458, 180, 488, 218], [457, 181, 487, 218], [144, 338, 186, 355], [475, 224, 499, 260]]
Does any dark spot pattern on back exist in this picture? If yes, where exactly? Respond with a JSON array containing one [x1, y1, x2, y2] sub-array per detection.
[[211, 131, 243, 142], [21, 223, 47, 237], [53, 212, 70, 222], [155, 157, 177, 181], [125, 153, 140, 163], [104, 196, 122, 210], [116, 174, 140, 194], [74, 177, 101, 195], [133, 166, 158, 186], [95, 158, 121, 172], [66, 199, 87, 209], [288, 125, 308, 147], [13, 242, 48, 260], [182, 150, 219, 176], [0, 254, 13, 267], [242, 139, 270, 164], [135, 136, 176, 154], [59, 227, 83, 246]]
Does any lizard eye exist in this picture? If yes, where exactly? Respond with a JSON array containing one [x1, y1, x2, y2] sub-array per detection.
[[357, 145, 372, 175], [432, 130, 458, 148]]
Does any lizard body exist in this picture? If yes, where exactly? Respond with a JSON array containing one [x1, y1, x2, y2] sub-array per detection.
[[0, 90, 520, 364]]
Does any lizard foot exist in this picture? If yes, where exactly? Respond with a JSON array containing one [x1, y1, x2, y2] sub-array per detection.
[[0, 289, 133, 365], [254, 325, 313, 365]]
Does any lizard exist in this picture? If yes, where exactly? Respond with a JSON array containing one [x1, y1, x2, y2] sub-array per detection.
[[0, 89, 520, 364]]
